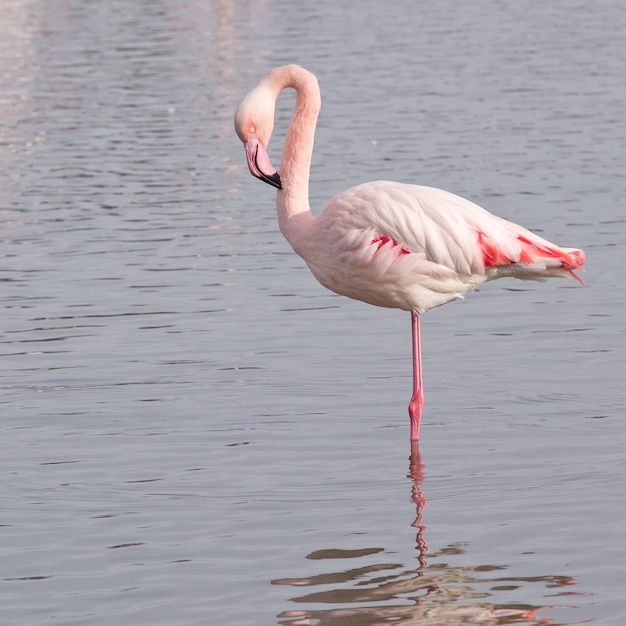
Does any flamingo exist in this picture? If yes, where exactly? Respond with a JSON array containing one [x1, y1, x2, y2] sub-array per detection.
[[234, 64, 585, 440]]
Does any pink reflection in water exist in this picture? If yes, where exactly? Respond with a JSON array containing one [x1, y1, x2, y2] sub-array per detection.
[[272, 440, 587, 626]]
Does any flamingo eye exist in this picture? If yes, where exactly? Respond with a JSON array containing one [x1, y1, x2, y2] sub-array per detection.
[[249, 126, 256, 134]]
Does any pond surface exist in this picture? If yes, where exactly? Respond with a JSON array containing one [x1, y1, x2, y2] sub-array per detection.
[[1, 0, 625, 624]]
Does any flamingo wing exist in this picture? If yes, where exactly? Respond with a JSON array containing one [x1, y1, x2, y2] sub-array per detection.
[[332, 182, 584, 281], [306, 182, 489, 312]]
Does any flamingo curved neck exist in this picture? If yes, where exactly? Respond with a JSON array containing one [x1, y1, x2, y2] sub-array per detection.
[[270, 65, 320, 256]]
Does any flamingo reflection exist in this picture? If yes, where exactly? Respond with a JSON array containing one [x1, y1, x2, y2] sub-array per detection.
[[409, 439, 429, 569], [273, 440, 583, 625]]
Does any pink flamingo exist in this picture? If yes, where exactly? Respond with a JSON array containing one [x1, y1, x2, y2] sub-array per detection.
[[234, 65, 585, 440]]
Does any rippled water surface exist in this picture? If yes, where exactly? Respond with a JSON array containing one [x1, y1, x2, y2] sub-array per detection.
[[1, 0, 625, 624]]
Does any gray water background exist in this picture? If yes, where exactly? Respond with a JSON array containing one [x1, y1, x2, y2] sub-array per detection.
[[1, 0, 625, 624]]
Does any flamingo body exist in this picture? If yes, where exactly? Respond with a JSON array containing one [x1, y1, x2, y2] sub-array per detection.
[[298, 180, 584, 315], [234, 65, 585, 440]]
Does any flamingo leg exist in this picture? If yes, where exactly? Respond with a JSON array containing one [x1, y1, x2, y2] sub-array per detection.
[[409, 312, 424, 440]]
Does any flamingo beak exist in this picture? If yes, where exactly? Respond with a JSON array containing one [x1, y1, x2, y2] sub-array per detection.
[[244, 136, 282, 189]]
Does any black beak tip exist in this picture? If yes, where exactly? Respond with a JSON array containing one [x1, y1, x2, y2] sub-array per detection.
[[258, 171, 282, 190], [270, 173, 282, 190]]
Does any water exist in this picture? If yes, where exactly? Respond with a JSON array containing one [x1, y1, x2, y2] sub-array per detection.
[[1, 0, 624, 624]]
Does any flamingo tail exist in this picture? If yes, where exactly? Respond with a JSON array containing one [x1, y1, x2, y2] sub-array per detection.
[[478, 231, 586, 284]]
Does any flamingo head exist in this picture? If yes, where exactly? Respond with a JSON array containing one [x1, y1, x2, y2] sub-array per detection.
[[234, 84, 282, 190]]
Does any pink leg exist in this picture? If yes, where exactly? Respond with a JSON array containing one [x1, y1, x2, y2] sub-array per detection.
[[409, 313, 424, 440]]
